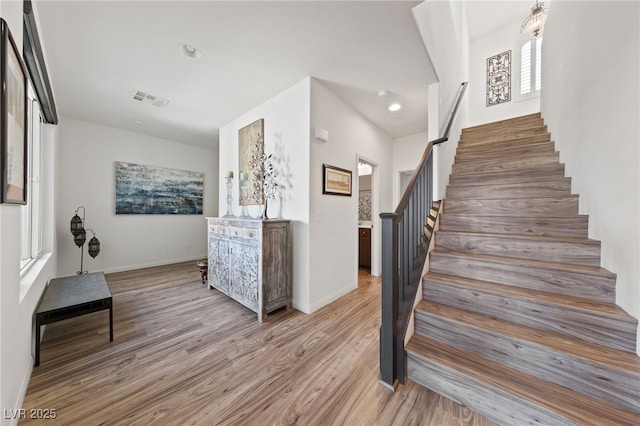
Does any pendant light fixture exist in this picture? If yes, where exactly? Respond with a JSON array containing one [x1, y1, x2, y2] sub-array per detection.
[[521, 1, 548, 38]]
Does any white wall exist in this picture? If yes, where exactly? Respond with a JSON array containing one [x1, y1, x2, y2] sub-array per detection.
[[392, 131, 428, 205], [413, 0, 469, 200], [218, 78, 311, 312], [218, 77, 393, 314], [468, 20, 540, 126], [310, 79, 394, 310], [541, 1, 640, 352], [56, 118, 218, 276], [0, 2, 59, 421]]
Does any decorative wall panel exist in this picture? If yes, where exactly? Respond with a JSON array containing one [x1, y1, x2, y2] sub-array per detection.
[[486, 50, 511, 107]]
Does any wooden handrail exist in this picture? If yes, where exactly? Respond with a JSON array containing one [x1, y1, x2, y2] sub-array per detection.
[[379, 81, 467, 389], [438, 82, 468, 144]]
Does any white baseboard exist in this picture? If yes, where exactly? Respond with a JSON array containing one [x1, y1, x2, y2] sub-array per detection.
[[308, 284, 357, 313], [100, 255, 207, 274], [4, 358, 34, 426]]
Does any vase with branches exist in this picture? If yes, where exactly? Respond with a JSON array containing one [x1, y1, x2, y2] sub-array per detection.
[[248, 138, 279, 219]]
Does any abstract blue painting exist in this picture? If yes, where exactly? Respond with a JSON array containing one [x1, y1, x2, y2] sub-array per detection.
[[115, 162, 204, 215]]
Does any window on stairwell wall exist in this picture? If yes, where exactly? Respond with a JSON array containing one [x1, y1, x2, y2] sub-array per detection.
[[520, 37, 542, 98]]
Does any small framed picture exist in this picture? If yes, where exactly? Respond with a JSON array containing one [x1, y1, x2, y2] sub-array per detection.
[[322, 164, 352, 196], [0, 19, 28, 204]]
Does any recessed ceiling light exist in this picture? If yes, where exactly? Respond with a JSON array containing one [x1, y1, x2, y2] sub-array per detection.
[[179, 43, 202, 60], [388, 102, 402, 112]]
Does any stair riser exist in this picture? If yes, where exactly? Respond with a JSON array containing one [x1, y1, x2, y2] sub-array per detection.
[[460, 127, 549, 146], [462, 114, 542, 134], [462, 122, 546, 138], [452, 154, 559, 174], [434, 233, 600, 266], [450, 165, 566, 186], [407, 353, 575, 426], [414, 311, 640, 413], [456, 141, 555, 161], [457, 133, 551, 150], [449, 175, 567, 189], [429, 252, 615, 302], [423, 279, 637, 352], [462, 119, 545, 136], [444, 197, 579, 216], [438, 215, 589, 238], [446, 180, 571, 200]]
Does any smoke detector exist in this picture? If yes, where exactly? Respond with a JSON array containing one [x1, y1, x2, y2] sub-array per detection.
[[179, 43, 202, 60]]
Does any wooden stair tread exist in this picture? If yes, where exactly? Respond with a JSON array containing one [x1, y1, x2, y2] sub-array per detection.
[[456, 136, 553, 154], [438, 214, 589, 237], [442, 213, 589, 221], [454, 151, 559, 164], [407, 334, 640, 425], [436, 230, 600, 246], [458, 128, 549, 145], [415, 299, 640, 375], [459, 132, 551, 144], [446, 181, 572, 200], [448, 175, 568, 187], [445, 195, 578, 203], [457, 140, 553, 156], [443, 196, 580, 217], [445, 195, 579, 201], [449, 164, 565, 180], [424, 271, 635, 321], [432, 248, 615, 278]]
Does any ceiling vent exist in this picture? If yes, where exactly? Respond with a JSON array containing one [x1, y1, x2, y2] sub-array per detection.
[[132, 90, 170, 108]]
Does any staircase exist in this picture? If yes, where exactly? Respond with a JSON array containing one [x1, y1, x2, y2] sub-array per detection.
[[406, 113, 640, 425]]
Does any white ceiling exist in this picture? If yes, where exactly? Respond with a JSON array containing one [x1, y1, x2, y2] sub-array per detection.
[[465, 0, 535, 40], [35, 1, 531, 149]]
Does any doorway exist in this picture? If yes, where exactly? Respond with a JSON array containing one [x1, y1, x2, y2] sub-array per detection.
[[356, 157, 378, 280]]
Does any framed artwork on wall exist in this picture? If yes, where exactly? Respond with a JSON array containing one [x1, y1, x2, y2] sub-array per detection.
[[238, 118, 264, 205], [0, 19, 28, 204], [322, 164, 352, 196], [115, 161, 204, 214], [486, 50, 511, 107]]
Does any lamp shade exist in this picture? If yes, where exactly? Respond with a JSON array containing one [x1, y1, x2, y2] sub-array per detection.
[[70, 214, 83, 236], [74, 228, 86, 247], [88, 236, 101, 258]]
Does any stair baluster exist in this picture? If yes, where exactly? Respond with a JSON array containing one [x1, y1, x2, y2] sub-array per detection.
[[379, 82, 467, 389]]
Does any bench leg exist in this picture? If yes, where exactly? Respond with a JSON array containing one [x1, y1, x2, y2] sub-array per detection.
[[109, 300, 114, 342], [35, 319, 41, 367]]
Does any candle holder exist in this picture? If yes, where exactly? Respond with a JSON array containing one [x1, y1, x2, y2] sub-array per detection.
[[240, 178, 250, 218], [69, 206, 101, 275], [223, 176, 235, 217]]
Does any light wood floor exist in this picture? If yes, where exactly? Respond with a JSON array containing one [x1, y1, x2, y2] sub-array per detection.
[[22, 262, 496, 425]]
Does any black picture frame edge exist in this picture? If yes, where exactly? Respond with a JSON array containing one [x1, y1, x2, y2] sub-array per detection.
[[0, 18, 28, 205], [322, 163, 352, 197]]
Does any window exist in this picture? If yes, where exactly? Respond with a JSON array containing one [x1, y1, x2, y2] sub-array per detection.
[[20, 82, 44, 271], [520, 37, 543, 97]]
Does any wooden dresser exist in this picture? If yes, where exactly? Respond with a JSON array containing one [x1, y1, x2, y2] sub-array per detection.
[[207, 217, 291, 321]]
